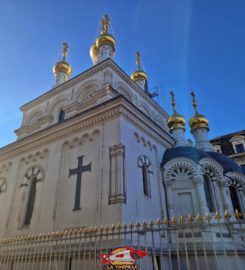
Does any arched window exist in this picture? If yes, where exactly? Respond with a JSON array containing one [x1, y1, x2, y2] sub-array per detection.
[[58, 109, 65, 122], [138, 155, 153, 197], [24, 176, 37, 226], [203, 175, 215, 212], [229, 186, 242, 216], [20, 166, 44, 227]]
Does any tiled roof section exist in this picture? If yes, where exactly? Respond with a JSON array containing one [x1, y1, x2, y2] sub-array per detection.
[[161, 146, 209, 167], [161, 146, 243, 174], [207, 151, 243, 173]]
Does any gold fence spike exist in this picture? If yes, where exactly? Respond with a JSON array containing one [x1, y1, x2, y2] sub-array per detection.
[[224, 210, 231, 220], [142, 221, 148, 229], [163, 218, 169, 225], [171, 217, 177, 225], [205, 213, 211, 222], [187, 214, 194, 223], [150, 220, 155, 228], [196, 213, 202, 222], [129, 222, 134, 230], [100, 225, 104, 232], [215, 212, 221, 221], [117, 223, 122, 230], [135, 222, 141, 230], [156, 219, 161, 226], [179, 216, 185, 223], [123, 224, 128, 230], [111, 224, 115, 231], [234, 209, 242, 219]]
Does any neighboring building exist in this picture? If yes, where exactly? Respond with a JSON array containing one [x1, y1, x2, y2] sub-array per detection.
[[210, 130, 245, 174], [0, 15, 244, 270]]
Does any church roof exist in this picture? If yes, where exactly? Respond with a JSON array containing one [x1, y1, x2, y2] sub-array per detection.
[[207, 151, 243, 173], [161, 146, 209, 166], [161, 146, 243, 174]]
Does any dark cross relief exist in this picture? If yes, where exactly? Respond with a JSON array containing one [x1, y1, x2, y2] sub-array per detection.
[[69, 155, 91, 211]]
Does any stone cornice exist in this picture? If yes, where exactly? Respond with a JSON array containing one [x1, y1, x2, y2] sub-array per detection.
[[20, 59, 169, 120], [0, 96, 173, 161]]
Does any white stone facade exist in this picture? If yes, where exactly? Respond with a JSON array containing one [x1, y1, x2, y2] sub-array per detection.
[[0, 59, 173, 239]]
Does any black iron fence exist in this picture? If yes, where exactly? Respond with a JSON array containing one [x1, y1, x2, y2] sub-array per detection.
[[0, 211, 245, 270]]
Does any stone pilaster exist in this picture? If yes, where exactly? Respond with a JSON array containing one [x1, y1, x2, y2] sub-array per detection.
[[109, 143, 126, 204], [165, 180, 175, 219], [218, 180, 232, 213], [193, 176, 209, 217]]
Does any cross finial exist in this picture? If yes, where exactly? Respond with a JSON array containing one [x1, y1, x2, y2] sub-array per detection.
[[101, 15, 110, 34], [136, 51, 141, 70], [191, 91, 198, 114], [62, 42, 69, 62], [170, 91, 177, 115]]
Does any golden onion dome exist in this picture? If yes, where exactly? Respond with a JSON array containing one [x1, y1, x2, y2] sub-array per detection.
[[90, 43, 98, 59], [131, 51, 147, 81], [168, 113, 186, 131], [53, 61, 72, 76], [189, 92, 209, 130], [189, 113, 209, 130], [53, 42, 72, 76], [131, 70, 148, 81], [96, 34, 116, 50], [168, 91, 186, 131]]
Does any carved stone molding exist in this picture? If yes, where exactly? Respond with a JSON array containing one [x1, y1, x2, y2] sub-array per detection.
[[193, 177, 204, 185], [1, 98, 173, 163], [109, 143, 126, 204]]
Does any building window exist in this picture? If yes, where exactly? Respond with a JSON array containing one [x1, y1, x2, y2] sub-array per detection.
[[229, 186, 243, 219], [235, 144, 244, 153], [58, 109, 65, 122], [203, 175, 215, 212], [24, 177, 37, 226], [241, 164, 245, 174], [138, 155, 153, 197]]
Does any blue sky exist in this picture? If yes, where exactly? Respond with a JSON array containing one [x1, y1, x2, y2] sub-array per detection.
[[0, 0, 244, 147]]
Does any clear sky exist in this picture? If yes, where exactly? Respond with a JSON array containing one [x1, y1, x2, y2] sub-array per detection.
[[0, 0, 244, 147]]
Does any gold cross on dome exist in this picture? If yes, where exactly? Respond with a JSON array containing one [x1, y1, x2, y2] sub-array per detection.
[[170, 91, 177, 115], [62, 42, 69, 61], [101, 15, 110, 34], [191, 91, 198, 114], [136, 51, 141, 70]]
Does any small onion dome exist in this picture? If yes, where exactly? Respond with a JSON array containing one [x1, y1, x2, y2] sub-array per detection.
[[131, 70, 148, 81], [96, 34, 116, 50], [90, 43, 98, 59], [53, 61, 72, 76], [189, 113, 209, 130], [167, 114, 186, 131]]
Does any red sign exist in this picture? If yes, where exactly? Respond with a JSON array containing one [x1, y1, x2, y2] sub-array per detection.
[[100, 246, 147, 269]]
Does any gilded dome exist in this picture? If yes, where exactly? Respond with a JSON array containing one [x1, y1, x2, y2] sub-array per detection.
[[189, 113, 209, 130], [90, 43, 98, 59], [168, 114, 186, 131], [96, 34, 116, 50], [189, 92, 209, 130], [131, 51, 147, 82], [131, 70, 148, 81], [53, 61, 72, 76]]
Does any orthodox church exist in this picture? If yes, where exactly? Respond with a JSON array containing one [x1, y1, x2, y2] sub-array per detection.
[[0, 16, 244, 269]]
